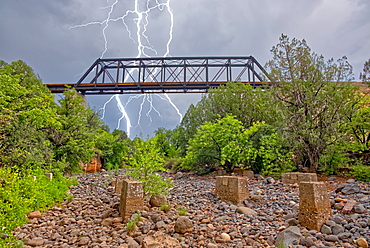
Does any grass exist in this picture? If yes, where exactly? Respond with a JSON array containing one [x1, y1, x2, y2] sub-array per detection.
[[126, 213, 141, 234], [159, 204, 172, 213], [177, 207, 187, 216]]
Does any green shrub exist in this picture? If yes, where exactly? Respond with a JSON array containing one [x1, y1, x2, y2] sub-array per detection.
[[163, 158, 183, 171], [125, 138, 173, 197], [159, 204, 172, 213], [126, 220, 137, 233], [351, 164, 370, 181], [0, 167, 75, 247], [126, 213, 141, 233], [177, 207, 187, 216], [133, 213, 141, 223]]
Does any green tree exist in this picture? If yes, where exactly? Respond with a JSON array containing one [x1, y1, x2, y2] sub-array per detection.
[[95, 129, 130, 170], [152, 128, 178, 158], [174, 83, 281, 156], [183, 115, 293, 175], [360, 59, 370, 86], [0, 61, 59, 170], [125, 138, 172, 196], [51, 88, 102, 173], [183, 115, 260, 172], [265, 34, 359, 172]]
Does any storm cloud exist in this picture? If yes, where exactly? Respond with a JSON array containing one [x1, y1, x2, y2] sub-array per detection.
[[1, 0, 369, 137]]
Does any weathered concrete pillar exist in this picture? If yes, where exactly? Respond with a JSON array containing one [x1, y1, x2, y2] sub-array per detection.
[[215, 176, 249, 205], [281, 172, 317, 184], [114, 175, 126, 194], [298, 182, 332, 231], [119, 179, 144, 220], [233, 168, 254, 178]]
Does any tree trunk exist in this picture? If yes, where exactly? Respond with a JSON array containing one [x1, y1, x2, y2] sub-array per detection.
[[307, 148, 320, 173]]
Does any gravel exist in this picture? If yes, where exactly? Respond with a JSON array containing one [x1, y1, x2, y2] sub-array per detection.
[[11, 170, 370, 247]]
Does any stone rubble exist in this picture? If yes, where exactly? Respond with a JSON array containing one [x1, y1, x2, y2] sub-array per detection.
[[11, 170, 370, 247]]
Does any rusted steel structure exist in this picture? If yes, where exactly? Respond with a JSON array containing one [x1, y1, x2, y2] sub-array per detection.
[[46, 56, 271, 95]]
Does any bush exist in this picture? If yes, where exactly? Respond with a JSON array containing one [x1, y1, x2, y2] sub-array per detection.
[[163, 158, 183, 172], [159, 204, 172, 213], [178, 207, 187, 216], [0, 167, 75, 247], [125, 138, 173, 197], [351, 164, 370, 181], [126, 220, 137, 233]]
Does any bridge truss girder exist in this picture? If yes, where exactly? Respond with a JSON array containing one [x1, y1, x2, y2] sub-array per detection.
[[48, 56, 271, 95]]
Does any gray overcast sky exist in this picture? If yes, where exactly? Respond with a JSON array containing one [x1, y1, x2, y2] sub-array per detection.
[[1, 0, 369, 138]]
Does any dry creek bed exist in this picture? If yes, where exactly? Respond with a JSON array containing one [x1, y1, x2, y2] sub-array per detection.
[[12, 170, 370, 248]]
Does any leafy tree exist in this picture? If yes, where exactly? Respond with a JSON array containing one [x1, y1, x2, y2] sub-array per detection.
[[95, 129, 130, 170], [0, 61, 59, 170], [125, 138, 172, 196], [152, 128, 178, 158], [51, 88, 103, 173], [360, 59, 370, 86], [183, 115, 293, 175], [175, 83, 282, 156], [265, 34, 359, 172]]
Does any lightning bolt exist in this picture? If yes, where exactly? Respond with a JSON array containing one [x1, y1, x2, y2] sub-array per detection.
[[70, 0, 182, 137]]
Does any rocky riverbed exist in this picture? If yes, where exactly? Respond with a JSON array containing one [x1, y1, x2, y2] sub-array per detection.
[[14, 171, 370, 247]]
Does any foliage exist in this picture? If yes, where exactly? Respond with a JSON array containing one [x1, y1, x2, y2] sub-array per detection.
[[182, 115, 293, 175], [95, 129, 130, 170], [163, 158, 183, 172], [0, 167, 75, 247], [52, 88, 104, 173], [0, 60, 60, 171], [159, 204, 172, 213], [174, 83, 282, 156], [152, 128, 178, 158], [177, 207, 187, 216], [126, 220, 137, 233], [348, 100, 370, 152], [350, 164, 370, 182], [265, 34, 359, 172], [0, 60, 108, 174], [360, 59, 370, 86], [125, 138, 173, 197], [258, 132, 295, 178], [126, 213, 141, 233]]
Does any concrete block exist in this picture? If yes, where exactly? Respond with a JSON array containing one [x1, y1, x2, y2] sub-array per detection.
[[298, 182, 332, 231]]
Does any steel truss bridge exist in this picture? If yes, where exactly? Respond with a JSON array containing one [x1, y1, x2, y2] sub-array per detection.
[[46, 56, 270, 95]]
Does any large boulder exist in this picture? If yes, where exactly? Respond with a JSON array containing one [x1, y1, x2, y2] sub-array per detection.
[[149, 194, 168, 207], [275, 226, 302, 248], [142, 231, 180, 248], [174, 216, 193, 233]]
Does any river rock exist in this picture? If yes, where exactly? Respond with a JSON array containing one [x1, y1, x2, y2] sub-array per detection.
[[149, 194, 168, 207], [142, 231, 180, 248], [26, 211, 42, 219], [275, 226, 302, 247], [356, 238, 369, 248], [321, 225, 332, 234], [26, 238, 45, 247], [354, 204, 366, 213], [332, 225, 344, 235], [235, 207, 257, 216], [174, 216, 193, 233], [220, 233, 231, 241]]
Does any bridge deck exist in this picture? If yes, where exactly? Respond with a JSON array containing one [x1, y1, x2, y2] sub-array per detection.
[[46, 81, 266, 94]]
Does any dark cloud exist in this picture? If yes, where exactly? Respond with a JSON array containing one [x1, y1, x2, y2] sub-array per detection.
[[1, 0, 369, 137]]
